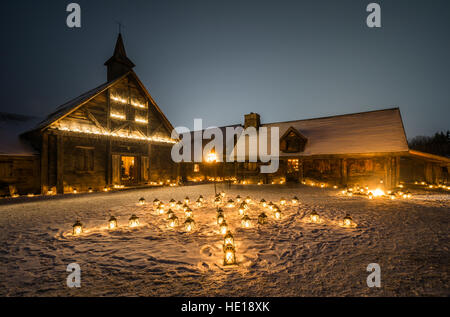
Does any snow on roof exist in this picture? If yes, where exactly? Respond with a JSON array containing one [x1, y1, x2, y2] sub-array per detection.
[[0, 113, 41, 155], [261, 107, 409, 156]]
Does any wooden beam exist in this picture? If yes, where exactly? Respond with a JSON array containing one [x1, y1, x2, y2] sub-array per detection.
[[56, 134, 64, 194], [40, 133, 49, 194]]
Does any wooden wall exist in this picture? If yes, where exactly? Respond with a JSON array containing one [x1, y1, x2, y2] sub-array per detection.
[[0, 155, 40, 196]]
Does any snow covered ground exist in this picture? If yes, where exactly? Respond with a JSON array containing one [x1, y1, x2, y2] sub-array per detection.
[[0, 184, 448, 296]]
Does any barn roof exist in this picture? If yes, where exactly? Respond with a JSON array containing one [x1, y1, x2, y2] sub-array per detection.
[[27, 71, 174, 134], [261, 107, 409, 157]]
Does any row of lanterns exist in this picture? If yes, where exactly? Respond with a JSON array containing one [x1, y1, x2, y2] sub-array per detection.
[[308, 210, 356, 228]]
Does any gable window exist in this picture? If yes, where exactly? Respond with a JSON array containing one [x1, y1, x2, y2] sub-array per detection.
[[75, 147, 94, 172], [280, 128, 307, 153]]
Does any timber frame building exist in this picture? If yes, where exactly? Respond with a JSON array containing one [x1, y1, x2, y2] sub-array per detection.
[[1, 34, 177, 196], [0, 35, 449, 197]]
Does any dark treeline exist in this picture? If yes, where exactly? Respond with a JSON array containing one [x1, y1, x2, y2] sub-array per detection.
[[409, 131, 450, 157]]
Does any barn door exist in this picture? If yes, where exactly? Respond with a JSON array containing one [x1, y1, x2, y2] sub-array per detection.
[[141, 156, 149, 182], [112, 155, 120, 185]]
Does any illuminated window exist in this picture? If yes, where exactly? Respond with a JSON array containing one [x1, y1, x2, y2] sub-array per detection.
[[194, 164, 200, 173], [287, 159, 299, 172]]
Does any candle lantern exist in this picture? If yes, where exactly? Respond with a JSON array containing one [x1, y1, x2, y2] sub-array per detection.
[[184, 197, 190, 204], [214, 196, 222, 207], [169, 199, 176, 208], [73, 220, 83, 235], [176, 201, 183, 210], [343, 214, 354, 227], [169, 215, 179, 228], [368, 192, 374, 200], [167, 209, 175, 219], [158, 202, 165, 210], [185, 207, 193, 218], [223, 244, 236, 266], [153, 198, 160, 206], [236, 195, 242, 203], [198, 195, 204, 203], [88, 187, 93, 193], [245, 196, 251, 204], [103, 186, 110, 192], [196, 198, 203, 208], [258, 212, 268, 225], [280, 198, 287, 206], [129, 214, 140, 228], [268, 202, 274, 210], [220, 192, 226, 198], [260, 199, 267, 207], [139, 197, 146, 205], [217, 212, 225, 225], [241, 215, 251, 228], [406, 191, 412, 198], [184, 217, 196, 232], [310, 211, 320, 223], [274, 208, 282, 220], [223, 231, 234, 247], [226, 199, 235, 208], [108, 216, 118, 229], [291, 196, 299, 205], [389, 193, 396, 200], [220, 221, 228, 235], [238, 205, 246, 216], [73, 187, 78, 194]]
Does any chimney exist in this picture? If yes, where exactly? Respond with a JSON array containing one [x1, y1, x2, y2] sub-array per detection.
[[244, 112, 261, 129]]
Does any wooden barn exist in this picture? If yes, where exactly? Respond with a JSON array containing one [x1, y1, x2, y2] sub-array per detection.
[[0, 34, 177, 196], [180, 110, 450, 189]]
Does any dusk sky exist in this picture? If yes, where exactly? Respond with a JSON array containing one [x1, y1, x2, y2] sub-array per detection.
[[1, 0, 449, 139]]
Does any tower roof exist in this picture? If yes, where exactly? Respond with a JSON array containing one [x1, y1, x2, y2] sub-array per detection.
[[104, 33, 135, 68]]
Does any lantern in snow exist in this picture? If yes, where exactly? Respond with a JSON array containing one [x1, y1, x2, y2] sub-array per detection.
[[258, 212, 268, 225], [88, 187, 93, 193], [238, 205, 246, 216], [226, 199, 235, 208], [185, 207, 193, 218], [184, 217, 195, 232], [343, 214, 354, 227], [280, 198, 287, 206], [220, 221, 228, 235], [245, 196, 251, 203], [153, 199, 160, 206], [108, 216, 117, 230], [320, 183, 325, 188], [223, 244, 236, 266], [223, 231, 234, 248], [196, 198, 203, 208], [220, 192, 226, 198], [158, 202, 165, 210], [236, 195, 242, 203], [139, 197, 146, 205], [368, 192, 374, 200], [347, 191, 353, 197], [389, 193, 396, 200], [169, 199, 176, 208], [73, 220, 83, 235], [198, 195, 204, 202], [291, 197, 299, 205], [310, 211, 320, 223], [214, 196, 222, 207], [217, 212, 225, 225], [176, 201, 183, 210], [169, 215, 179, 228], [241, 215, 251, 228], [73, 187, 78, 194], [103, 186, 110, 192], [167, 209, 175, 219], [129, 214, 140, 228], [184, 197, 190, 204], [406, 191, 412, 198], [260, 199, 267, 207], [274, 208, 282, 220]]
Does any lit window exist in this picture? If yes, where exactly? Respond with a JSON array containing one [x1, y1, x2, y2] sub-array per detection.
[[287, 159, 299, 172], [194, 164, 200, 172]]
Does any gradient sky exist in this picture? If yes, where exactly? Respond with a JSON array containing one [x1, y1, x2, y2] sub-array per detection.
[[1, 0, 449, 139]]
